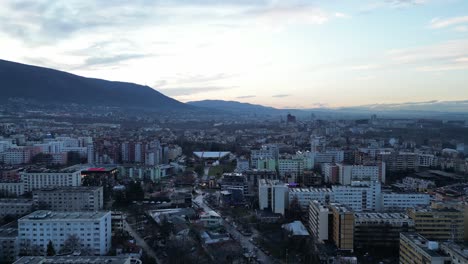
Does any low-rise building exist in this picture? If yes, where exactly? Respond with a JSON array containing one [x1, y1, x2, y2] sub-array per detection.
[[200, 210, 222, 228]]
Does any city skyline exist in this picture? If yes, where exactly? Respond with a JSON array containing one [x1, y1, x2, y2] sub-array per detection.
[[1, 0, 468, 108]]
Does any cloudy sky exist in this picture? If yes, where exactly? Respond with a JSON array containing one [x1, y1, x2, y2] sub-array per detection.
[[1, 0, 468, 108]]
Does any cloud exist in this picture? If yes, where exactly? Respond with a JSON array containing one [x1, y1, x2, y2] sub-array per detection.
[[348, 64, 379, 71], [272, 94, 290, 98], [236, 95, 256, 99], [360, 0, 426, 13], [84, 54, 147, 67], [430, 16, 468, 29], [174, 73, 234, 84], [159, 86, 234, 96], [454, 26, 468, 32]]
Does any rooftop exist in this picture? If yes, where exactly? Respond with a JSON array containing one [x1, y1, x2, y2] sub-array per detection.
[[0, 222, 18, 238], [19, 211, 110, 221], [0, 198, 33, 204], [282, 221, 310, 236], [33, 186, 102, 193], [13, 256, 140, 264], [193, 151, 231, 159]]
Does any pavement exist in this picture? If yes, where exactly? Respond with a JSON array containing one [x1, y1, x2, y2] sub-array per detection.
[[124, 219, 162, 264], [193, 191, 273, 263]]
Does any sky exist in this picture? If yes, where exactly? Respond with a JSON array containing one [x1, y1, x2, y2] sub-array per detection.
[[1, 0, 468, 109]]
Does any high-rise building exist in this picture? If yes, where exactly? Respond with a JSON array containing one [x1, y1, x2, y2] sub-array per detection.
[[20, 167, 82, 192], [308, 200, 331, 243], [330, 203, 354, 252]]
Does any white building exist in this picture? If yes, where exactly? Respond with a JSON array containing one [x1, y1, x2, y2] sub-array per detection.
[[337, 162, 386, 185], [0, 182, 25, 196], [289, 187, 333, 210], [382, 192, 430, 211], [251, 145, 279, 169], [417, 154, 437, 167], [18, 210, 111, 255], [20, 167, 82, 192], [258, 179, 288, 215], [278, 159, 304, 179], [332, 181, 382, 211], [308, 200, 330, 242]]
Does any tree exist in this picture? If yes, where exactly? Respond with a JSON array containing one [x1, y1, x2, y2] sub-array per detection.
[[60, 234, 82, 254], [46, 240, 56, 256]]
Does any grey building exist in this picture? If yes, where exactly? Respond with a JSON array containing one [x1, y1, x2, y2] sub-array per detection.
[[32, 186, 103, 211], [0, 222, 19, 263], [0, 198, 34, 217]]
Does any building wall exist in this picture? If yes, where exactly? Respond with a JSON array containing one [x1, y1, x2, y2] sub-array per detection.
[[407, 208, 465, 242], [18, 211, 112, 255], [33, 187, 103, 211], [331, 204, 354, 252]]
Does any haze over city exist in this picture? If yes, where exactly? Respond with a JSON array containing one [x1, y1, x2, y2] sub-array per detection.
[[1, 0, 468, 108]]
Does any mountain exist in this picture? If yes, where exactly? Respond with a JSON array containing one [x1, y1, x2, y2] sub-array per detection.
[[0, 59, 189, 111], [187, 100, 283, 115], [342, 100, 468, 113]]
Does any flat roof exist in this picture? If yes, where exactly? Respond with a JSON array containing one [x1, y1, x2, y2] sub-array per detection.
[[193, 151, 231, 159], [19, 210, 110, 221], [13, 256, 138, 264], [0, 222, 18, 238], [0, 198, 33, 204], [33, 186, 102, 193]]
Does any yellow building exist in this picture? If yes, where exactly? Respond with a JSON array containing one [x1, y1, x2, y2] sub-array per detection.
[[407, 207, 464, 242], [400, 233, 449, 264], [330, 203, 354, 252]]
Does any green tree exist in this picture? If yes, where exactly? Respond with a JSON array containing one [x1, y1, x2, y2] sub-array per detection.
[[46, 240, 56, 256]]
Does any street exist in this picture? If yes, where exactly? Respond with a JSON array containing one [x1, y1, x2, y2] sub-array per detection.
[[124, 219, 162, 264], [193, 192, 273, 263]]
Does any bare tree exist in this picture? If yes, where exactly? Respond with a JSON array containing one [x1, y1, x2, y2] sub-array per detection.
[[60, 234, 82, 254]]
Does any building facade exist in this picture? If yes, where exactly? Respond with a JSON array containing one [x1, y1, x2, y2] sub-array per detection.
[[32, 186, 103, 211], [18, 211, 111, 255]]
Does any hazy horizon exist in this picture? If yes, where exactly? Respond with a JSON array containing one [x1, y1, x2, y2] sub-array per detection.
[[1, 0, 468, 108]]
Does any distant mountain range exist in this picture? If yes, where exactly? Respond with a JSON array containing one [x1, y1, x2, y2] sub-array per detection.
[[0, 59, 189, 111], [1, 59, 467, 119], [186, 100, 285, 115]]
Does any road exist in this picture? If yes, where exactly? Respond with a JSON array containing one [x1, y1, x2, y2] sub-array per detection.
[[193, 192, 273, 263], [124, 219, 161, 264]]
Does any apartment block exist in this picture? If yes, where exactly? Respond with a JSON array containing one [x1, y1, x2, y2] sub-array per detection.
[[20, 167, 82, 192], [354, 212, 414, 250], [33, 186, 103, 211], [0, 222, 19, 263], [407, 207, 465, 242], [400, 233, 448, 264], [308, 200, 331, 242], [18, 210, 111, 255], [0, 198, 33, 217], [330, 203, 354, 252]]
